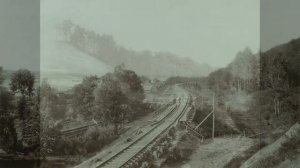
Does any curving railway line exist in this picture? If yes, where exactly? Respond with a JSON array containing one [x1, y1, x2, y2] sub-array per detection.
[[74, 86, 191, 168]]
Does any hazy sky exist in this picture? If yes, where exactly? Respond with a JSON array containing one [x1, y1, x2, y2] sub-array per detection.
[[42, 0, 260, 68], [1, 0, 300, 71], [261, 0, 300, 51], [0, 0, 39, 71]]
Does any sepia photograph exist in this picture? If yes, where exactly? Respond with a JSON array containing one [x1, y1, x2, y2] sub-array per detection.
[[0, 0, 299, 167]]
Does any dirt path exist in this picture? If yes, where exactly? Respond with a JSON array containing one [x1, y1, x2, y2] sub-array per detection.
[[275, 153, 300, 168], [180, 137, 255, 168]]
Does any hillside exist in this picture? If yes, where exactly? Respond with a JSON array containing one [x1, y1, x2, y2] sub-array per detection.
[[260, 37, 300, 89], [58, 20, 214, 80], [241, 122, 300, 168], [222, 38, 300, 167], [41, 40, 112, 90], [258, 38, 300, 128]]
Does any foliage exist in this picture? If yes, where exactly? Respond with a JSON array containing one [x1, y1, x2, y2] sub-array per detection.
[[207, 68, 233, 93], [95, 76, 128, 134], [155, 76, 205, 93], [4, 69, 41, 155], [163, 133, 197, 166], [71, 66, 148, 132], [47, 126, 118, 156], [40, 127, 62, 157], [159, 48, 259, 95], [72, 76, 99, 120], [0, 68, 40, 154], [193, 107, 238, 137], [40, 80, 68, 120], [256, 38, 300, 127], [115, 65, 145, 101], [10, 69, 35, 96], [260, 38, 300, 89], [0, 88, 17, 151]]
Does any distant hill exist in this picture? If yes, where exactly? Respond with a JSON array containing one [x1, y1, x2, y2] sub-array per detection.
[[58, 20, 214, 80]]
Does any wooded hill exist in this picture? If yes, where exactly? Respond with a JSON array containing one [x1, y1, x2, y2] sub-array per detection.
[[58, 20, 214, 79], [158, 38, 299, 134], [259, 38, 300, 127]]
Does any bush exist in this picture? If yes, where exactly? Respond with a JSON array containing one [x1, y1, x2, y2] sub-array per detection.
[[46, 126, 118, 156]]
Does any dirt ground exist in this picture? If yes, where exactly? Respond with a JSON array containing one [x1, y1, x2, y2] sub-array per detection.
[[168, 136, 255, 168]]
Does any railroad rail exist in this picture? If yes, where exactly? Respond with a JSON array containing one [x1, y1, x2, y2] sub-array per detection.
[[93, 94, 191, 168], [61, 123, 99, 137], [62, 103, 173, 138], [74, 92, 190, 168]]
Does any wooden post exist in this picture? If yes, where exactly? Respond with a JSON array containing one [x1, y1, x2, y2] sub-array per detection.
[[212, 93, 215, 140]]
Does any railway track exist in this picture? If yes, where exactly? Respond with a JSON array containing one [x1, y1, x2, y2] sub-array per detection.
[[91, 93, 191, 168], [61, 103, 173, 138], [61, 123, 99, 137]]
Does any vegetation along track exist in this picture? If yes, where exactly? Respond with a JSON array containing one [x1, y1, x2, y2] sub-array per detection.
[[62, 103, 173, 138], [91, 93, 191, 168]]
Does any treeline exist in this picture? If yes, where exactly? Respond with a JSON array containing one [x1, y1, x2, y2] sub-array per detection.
[[205, 40, 299, 130], [60, 20, 119, 65], [259, 38, 300, 126], [58, 20, 212, 78], [153, 76, 206, 92], [161, 38, 299, 129], [0, 68, 40, 156], [260, 38, 300, 89], [209, 48, 260, 94], [72, 65, 147, 133], [39, 65, 151, 156], [157, 48, 260, 96], [41, 65, 148, 134]]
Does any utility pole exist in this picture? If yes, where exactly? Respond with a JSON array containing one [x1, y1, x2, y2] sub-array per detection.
[[194, 97, 196, 116], [212, 92, 215, 140], [201, 95, 204, 110]]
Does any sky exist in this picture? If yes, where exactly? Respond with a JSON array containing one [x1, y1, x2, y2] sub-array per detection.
[[261, 0, 300, 51], [0, 0, 39, 71], [1, 0, 300, 71], [42, 0, 260, 68]]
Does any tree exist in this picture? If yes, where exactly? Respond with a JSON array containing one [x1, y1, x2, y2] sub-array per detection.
[[10, 69, 35, 97], [70, 25, 86, 50], [72, 76, 100, 120], [228, 47, 260, 92], [61, 19, 73, 41], [114, 65, 145, 102], [49, 93, 67, 120], [0, 88, 17, 151], [9, 69, 39, 152], [0, 67, 4, 85], [95, 77, 127, 134], [39, 79, 53, 112], [10, 69, 35, 120]]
